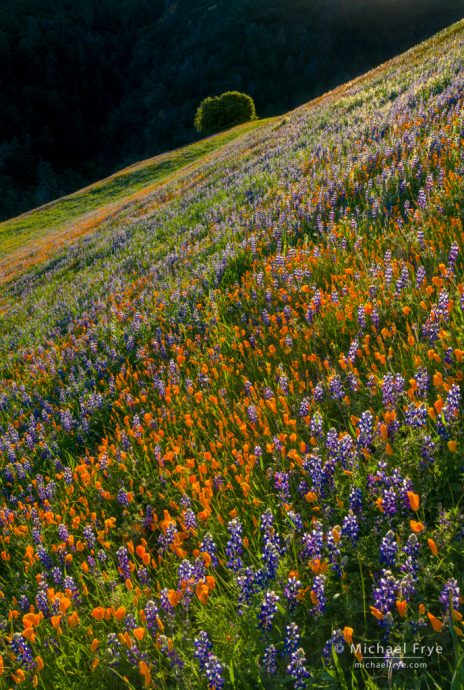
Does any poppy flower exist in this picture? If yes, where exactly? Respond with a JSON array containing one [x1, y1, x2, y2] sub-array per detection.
[[343, 627, 353, 644], [407, 492, 420, 512], [370, 606, 384, 620], [427, 612, 443, 632], [410, 520, 425, 533]]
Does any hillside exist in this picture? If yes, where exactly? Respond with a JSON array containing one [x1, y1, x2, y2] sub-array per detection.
[[0, 119, 271, 288], [1, 0, 463, 221], [0, 20, 464, 690]]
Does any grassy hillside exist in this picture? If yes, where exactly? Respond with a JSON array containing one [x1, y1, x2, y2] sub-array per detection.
[[0, 20, 463, 690], [1, 0, 462, 221], [0, 119, 271, 286]]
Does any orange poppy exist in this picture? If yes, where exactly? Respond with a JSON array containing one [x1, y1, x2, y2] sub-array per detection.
[[370, 606, 384, 620], [410, 520, 425, 533], [427, 612, 443, 632], [407, 492, 420, 512]]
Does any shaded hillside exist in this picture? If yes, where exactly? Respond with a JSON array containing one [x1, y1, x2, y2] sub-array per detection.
[[1, 0, 462, 220]]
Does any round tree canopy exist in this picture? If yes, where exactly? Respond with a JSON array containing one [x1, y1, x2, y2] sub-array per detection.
[[194, 91, 257, 134]]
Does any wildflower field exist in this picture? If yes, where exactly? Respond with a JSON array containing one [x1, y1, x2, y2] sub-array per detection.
[[0, 20, 463, 690]]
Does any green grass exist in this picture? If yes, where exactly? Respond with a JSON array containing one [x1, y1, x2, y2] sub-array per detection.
[[0, 119, 271, 257]]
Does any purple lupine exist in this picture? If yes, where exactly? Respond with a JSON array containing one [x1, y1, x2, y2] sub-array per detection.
[[443, 384, 460, 423], [237, 567, 255, 609], [337, 433, 357, 469], [177, 559, 195, 587], [349, 487, 363, 513], [117, 487, 130, 507], [381, 373, 405, 407], [60, 409, 74, 432], [83, 525, 96, 548], [299, 397, 310, 417], [358, 306, 366, 330], [347, 339, 359, 363], [403, 533, 420, 560], [51, 566, 62, 584], [284, 623, 301, 654], [404, 403, 428, 428], [258, 591, 279, 631], [326, 527, 342, 574], [226, 519, 244, 572], [262, 540, 280, 582], [341, 511, 359, 545], [116, 546, 132, 580], [300, 520, 323, 560], [193, 631, 213, 669], [310, 411, 324, 439], [57, 523, 69, 541], [313, 382, 325, 401], [284, 576, 303, 610], [382, 487, 397, 516], [444, 347, 454, 365], [322, 629, 344, 659], [194, 631, 224, 689], [274, 471, 291, 502], [312, 574, 327, 613], [63, 575, 79, 598], [37, 545, 52, 569], [287, 648, 310, 689], [106, 632, 123, 666], [398, 572, 416, 601], [416, 265, 426, 286], [204, 655, 225, 689], [421, 435, 436, 466], [373, 570, 398, 614], [417, 188, 427, 209], [183, 508, 197, 530], [137, 567, 149, 584], [304, 453, 323, 494], [124, 613, 137, 630], [158, 523, 178, 554], [439, 579, 460, 612], [18, 595, 30, 612], [143, 505, 155, 531], [10, 633, 36, 670], [357, 410, 374, 448], [447, 242, 459, 272], [35, 587, 50, 616], [200, 532, 219, 567], [287, 510, 304, 532], [159, 588, 175, 618], [380, 531, 398, 567], [395, 266, 409, 295], [247, 404, 258, 425], [329, 375, 345, 401], [278, 374, 289, 395], [414, 367, 430, 398], [262, 645, 278, 675]]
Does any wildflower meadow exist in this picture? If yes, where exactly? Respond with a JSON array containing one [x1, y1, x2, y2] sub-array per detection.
[[0, 20, 463, 690]]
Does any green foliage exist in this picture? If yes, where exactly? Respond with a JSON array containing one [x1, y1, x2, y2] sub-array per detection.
[[194, 91, 257, 134]]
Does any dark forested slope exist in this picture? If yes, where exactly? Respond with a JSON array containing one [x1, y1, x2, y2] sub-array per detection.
[[1, 0, 462, 220]]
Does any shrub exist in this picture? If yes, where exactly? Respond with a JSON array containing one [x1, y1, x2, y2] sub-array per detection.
[[194, 91, 257, 134]]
